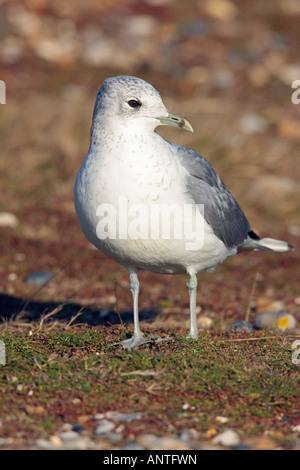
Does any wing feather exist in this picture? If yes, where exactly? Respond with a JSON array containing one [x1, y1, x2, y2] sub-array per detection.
[[173, 144, 250, 248]]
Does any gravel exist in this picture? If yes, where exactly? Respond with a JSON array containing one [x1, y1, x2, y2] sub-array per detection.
[[1, 410, 297, 450]]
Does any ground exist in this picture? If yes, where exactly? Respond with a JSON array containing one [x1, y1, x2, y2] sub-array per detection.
[[0, 0, 299, 450]]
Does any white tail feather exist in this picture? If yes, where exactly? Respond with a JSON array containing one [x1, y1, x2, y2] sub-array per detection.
[[239, 236, 293, 253], [255, 237, 293, 252]]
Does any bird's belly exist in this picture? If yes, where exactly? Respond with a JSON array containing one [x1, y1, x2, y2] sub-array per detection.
[[96, 235, 233, 275], [76, 181, 233, 274]]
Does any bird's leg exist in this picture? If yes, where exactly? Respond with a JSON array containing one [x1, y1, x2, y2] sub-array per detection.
[[109, 271, 172, 350], [186, 273, 199, 339], [109, 271, 146, 350], [129, 271, 144, 342]]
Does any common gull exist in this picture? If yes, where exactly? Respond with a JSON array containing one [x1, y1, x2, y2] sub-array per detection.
[[74, 75, 293, 349]]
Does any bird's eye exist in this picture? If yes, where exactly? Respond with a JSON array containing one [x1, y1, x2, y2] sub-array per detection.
[[127, 99, 141, 108]]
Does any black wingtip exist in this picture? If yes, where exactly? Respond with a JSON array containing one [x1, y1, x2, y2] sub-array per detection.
[[248, 230, 260, 241]]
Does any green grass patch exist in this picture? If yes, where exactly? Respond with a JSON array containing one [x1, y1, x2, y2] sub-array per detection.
[[0, 324, 299, 441]]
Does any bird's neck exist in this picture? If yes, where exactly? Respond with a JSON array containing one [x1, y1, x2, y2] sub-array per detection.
[[90, 126, 165, 152]]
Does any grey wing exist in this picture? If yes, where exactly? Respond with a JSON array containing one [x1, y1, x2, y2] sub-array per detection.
[[173, 144, 251, 248]]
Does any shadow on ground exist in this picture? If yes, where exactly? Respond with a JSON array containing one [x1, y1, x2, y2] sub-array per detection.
[[0, 292, 159, 327]]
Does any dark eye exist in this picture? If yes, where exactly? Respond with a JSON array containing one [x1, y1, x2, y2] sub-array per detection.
[[128, 99, 141, 108]]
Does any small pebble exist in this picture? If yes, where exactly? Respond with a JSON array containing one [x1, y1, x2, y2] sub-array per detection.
[[198, 316, 213, 329], [245, 436, 276, 450], [0, 438, 9, 447], [179, 428, 199, 442], [59, 430, 80, 441], [205, 428, 217, 438], [213, 429, 240, 447], [36, 438, 56, 450], [277, 313, 296, 331], [254, 311, 296, 330], [105, 411, 142, 422], [71, 423, 85, 433], [229, 321, 253, 333], [136, 434, 191, 450], [25, 271, 54, 287], [256, 298, 284, 312], [104, 432, 123, 443], [62, 437, 91, 450], [254, 311, 280, 329], [232, 443, 252, 450], [122, 441, 145, 450], [212, 68, 234, 88], [215, 416, 229, 424], [49, 435, 63, 447], [60, 423, 72, 431], [95, 419, 115, 435], [239, 113, 268, 134], [0, 212, 18, 228]]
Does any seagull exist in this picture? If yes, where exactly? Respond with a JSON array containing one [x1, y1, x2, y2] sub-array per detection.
[[74, 75, 293, 350]]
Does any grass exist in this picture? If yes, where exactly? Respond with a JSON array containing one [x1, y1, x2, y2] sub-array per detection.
[[0, 320, 299, 445]]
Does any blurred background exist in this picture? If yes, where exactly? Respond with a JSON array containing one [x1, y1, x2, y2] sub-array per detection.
[[0, 0, 299, 326]]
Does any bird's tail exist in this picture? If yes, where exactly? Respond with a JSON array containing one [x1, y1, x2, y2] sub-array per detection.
[[239, 234, 293, 253], [255, 237, 293, 252]]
